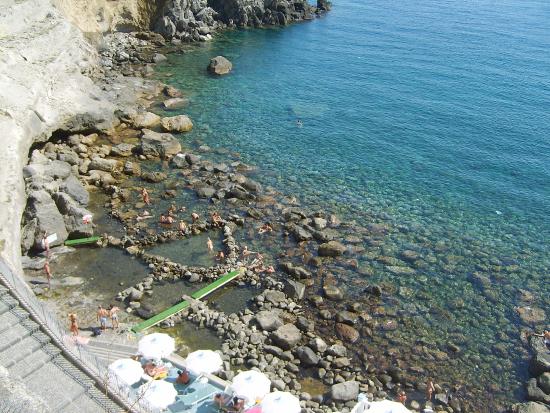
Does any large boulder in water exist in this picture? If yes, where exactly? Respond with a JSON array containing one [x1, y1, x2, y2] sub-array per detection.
[[140, 129, 182, 158], [208, 56, 232, 75], [130, 112, 161, 129], [160, 115, 193, 132]]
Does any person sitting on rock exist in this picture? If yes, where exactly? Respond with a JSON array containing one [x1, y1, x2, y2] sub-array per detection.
[[397, 390, 407, 404], [211, 212, 223, 227], [141, 188, 151, 205], [168, 203, 177, 216], [241, 245, 254, 259], [137, 211, 152, 222], [178, 220, 187, 233], [533, 330, 550, 347], [258, 223, 273, 234], [265, 265, 275, 274]]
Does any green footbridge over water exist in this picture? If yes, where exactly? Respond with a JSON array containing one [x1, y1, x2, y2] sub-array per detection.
[[64, 236, 101, 246], [131, 268, 243, 333]]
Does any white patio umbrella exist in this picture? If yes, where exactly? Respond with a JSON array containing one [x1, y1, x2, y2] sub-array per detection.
[[108, 358, 144, 386], [261, 391, 301, 413], [366, 400, 412, 413], [138, 380, 177, 410], [184, 349, 223, 375], [230, 370, 271, 404], [138, 333, 175, 359]]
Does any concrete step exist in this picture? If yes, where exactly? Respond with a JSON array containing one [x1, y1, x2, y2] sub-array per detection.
[[25, 361, 93, 411], [0, 334, 47, 368], [0, 309, 29, 334], [88, 339, 138, 355], [0, 321, 36, 352], [52, 356, 96, 389], [58, 392, 113, 413], [7, 346, 57, 380], [0, 294, 19, 315], [86, 345, 135, 364]]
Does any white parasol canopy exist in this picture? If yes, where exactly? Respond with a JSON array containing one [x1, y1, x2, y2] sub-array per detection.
[[138, 333, 175, 359], [354, 400, 412, 413], [138, 380, 177, 410], [184, 349, 223, 375], [108, 358, 143, 386], [230, 370, 271, 404], [261, 391, 301, 413]]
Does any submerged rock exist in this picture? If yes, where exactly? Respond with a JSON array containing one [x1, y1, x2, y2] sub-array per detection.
[[318, 240, 346, 257], [163, 97, 188, 110], [323, 284, 343, 301]]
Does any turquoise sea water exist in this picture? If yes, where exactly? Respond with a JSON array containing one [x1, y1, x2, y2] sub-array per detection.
[[155, 0, 550, 409]]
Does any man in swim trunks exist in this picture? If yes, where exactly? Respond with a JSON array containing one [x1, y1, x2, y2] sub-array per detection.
[[97, 306, 108, 331], [109, 305, 120, 329]]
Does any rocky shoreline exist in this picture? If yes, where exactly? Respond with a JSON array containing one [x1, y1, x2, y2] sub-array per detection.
[[17, 32, 449, 412], [4, 2, 548, 413]]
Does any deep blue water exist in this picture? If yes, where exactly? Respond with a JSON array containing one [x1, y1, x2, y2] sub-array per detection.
[[156, 0, 550, 409]]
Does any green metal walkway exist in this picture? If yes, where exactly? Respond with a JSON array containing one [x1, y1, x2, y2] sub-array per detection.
[[131, 269, 242, 333], [64, 236, 100, 246]]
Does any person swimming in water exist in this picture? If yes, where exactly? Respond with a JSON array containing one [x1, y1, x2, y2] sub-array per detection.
[[296, 119, 303, 128]]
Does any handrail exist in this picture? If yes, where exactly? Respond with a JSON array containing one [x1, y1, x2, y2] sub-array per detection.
[[0, 258, 159, 413]]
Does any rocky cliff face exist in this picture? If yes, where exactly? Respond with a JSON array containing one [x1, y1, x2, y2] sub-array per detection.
[[0, 0, 119, 271], [154, 0, 331, 41], [53, 0, 160, 33]]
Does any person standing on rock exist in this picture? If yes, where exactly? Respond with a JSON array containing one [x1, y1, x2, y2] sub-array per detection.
[[141, 188, 150, 205], [97, 306, 108, 331], [398, 390, 407, 404], [109, 305, 120, 329], [69, 313, 79, 336], [41, 232, 50, 258], [426, 379, 436, 402], [44, 261, 52, 288], [207, 237, 213, 252]]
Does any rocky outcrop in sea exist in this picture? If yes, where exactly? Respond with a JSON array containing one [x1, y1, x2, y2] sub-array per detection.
[[155, 0, 331, 41]]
